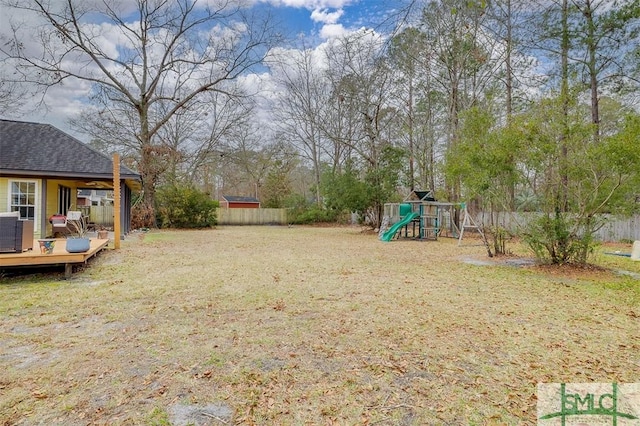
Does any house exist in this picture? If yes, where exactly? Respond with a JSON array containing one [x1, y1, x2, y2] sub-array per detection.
[[220, 195, 260, 209], [0, 119, 141, 239]]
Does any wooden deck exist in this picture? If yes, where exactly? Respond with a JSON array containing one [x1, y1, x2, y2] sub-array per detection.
[[0, 239, 109, 277]]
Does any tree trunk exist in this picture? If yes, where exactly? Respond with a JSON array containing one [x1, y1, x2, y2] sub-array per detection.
[[408, 74, 415, 191], [139, 107, 158, 227], [559, 0, 570, 213], [584, 0, 600, 142]]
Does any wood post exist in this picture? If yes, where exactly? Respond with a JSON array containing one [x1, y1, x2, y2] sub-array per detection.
[[113, 153, 121, 250]]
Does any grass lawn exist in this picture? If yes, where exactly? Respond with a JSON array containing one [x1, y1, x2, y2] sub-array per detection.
[[1, 226, 639, 425]]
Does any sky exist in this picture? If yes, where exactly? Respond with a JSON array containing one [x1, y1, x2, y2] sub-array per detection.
[[0, 0, 406, 140], [264, 0, 397, 39]]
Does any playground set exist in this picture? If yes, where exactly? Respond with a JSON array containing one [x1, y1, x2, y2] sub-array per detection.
[[379, 190, 483, 243]]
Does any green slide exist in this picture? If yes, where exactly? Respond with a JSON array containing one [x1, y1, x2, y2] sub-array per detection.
[[380, 212, 419, 242]]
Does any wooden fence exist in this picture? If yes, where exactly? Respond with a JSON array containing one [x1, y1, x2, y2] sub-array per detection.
[[216, 208, 287, 226], [78, 205, 114, 227], [81, 206, 287, 227], [477, 212, 640, 242]]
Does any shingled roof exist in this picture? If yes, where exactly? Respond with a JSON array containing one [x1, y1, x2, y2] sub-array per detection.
[[0, 119, 140, 181], [222, 195, 260, 203]]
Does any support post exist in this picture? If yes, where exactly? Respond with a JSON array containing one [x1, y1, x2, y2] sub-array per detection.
[[64, 264, 73, 279], [113, 153, 121, 250]]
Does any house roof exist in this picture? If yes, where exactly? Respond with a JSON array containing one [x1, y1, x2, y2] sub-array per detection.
[[222, 195, 260, 203], [0, 119, 140, 182]]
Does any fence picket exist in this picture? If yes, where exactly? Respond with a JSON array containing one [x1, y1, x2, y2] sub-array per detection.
[[477, 212, 640, 242], [215, 208, 287, 226]]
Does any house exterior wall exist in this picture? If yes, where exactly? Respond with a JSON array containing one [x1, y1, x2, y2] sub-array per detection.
[[228, 202, 259, 209], [45, 179, 85, 237]]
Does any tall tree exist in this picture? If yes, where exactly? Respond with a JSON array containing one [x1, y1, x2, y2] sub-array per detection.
[[530, 0, 573, 211], [1, 0, 279, 224], [419, 0, 493, 201], [485, 0, 538, 122], [444, 105, 523, 255], [322, 31, 403, 227], [569, 0, 640, 141], [388, 27, 429, 191], [269, 45, 329, 205], [529, 0, 639, 141]]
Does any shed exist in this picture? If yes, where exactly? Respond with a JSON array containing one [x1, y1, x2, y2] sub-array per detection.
[[220, 195, 260, 209]]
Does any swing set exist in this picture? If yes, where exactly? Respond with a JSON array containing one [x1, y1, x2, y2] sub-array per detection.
[[381, 191, 488, 247]]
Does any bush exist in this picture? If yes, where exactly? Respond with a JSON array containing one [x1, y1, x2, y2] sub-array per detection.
[[290, 205, 339, 224], [131, 198, 155, 229], [523, 210, 597, 264], [155, 185, 218, 228], [281, 194, 338, 225]]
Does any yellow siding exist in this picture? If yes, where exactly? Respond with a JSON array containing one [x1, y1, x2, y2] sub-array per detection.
[[0, 178, 8, 213], [1, 178, 84, 238], [44, 180, 80, 237]]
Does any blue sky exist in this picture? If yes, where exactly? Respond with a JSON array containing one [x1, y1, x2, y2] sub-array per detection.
[[0, 0, 406, 137], [256, 0, 401, 41]]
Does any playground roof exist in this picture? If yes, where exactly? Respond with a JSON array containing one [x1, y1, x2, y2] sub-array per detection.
[[404, 190, 436, 202]]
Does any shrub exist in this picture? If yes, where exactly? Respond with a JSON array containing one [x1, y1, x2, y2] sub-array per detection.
[[155, 185, 218, 228], [523, 210, 598, 264], [131, 199, 155, 229], [282, 194, 338, 225], [290, 205, 339, 224]]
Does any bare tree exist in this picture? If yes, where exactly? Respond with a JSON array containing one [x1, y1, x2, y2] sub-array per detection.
[[321, 31, 404, 227], [269, 45, 329, 206], [0, 75, 27, 115], [1, 0, 280, 223]]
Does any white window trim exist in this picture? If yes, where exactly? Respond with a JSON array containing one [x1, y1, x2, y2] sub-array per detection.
[[8, 179, 39, 221]]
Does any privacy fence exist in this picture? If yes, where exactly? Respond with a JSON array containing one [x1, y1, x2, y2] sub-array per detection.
[[79, 205, 114, 227], [477, 212, 640, 242], [81, 206, 288, 227], [215, 208, 287, 226]]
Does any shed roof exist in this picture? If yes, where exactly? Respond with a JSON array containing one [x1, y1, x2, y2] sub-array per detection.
[[222, 195, 260, 203], [0, 119, 140, 181]]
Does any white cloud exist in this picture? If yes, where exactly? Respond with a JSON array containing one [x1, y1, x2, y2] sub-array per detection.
[[310, 8, 343, 24], [319, 23, 347, 39]]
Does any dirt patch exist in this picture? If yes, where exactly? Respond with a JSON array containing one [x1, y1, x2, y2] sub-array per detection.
[[532, 262, 615, 281], [460, 254, 537, 267], [169, 403, 232, 425]]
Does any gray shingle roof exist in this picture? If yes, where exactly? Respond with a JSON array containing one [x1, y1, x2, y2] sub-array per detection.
[[0, 119, 140, 180], [223, 195, 260, 203]]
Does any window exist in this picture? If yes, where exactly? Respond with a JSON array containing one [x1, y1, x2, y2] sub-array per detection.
[[10, 180, 37, 220], [58, 185, 71, 215]]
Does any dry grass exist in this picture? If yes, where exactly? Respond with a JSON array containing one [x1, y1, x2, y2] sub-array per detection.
[[1, 226, 639, 425]]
